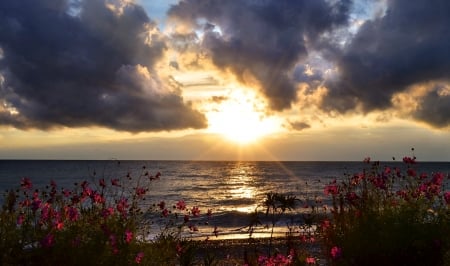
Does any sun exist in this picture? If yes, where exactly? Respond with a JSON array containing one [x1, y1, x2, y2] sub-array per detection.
[[206, 90, 281, 144]]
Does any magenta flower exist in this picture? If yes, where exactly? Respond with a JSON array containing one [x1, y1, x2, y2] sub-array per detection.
[[135, 252, 144, 264], [62, 188, 72, 197], [321, 219, 331, 230], [331, 246, 342, 259], [116, 197, 129, 216], [306, 257, 316, 264], [124, 229, 133, 243], [162, 208, 169, 217], [99, 178, 106, 188], [101, 207, 115, 218], [92, 191, 105, 204], [17, 214, 25, 225], [403, 156, 416, 164], [407, 168, 417, 177], [54, 220, 64, 230], [345, 192, 359, 203], [31, 197, 42, 212], [444, 191, 450, 205], [20, 177, 32, 190], [135, 187, 146, 197], [191, 206, 200, 217], [176, 200, 186, 210], [111, 178, 121, 187], [66, 206, 79, 221], [324, 184, 339, 196]]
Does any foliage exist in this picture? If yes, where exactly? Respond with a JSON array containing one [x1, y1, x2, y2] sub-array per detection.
[[0, 167, 209, 265], [321, 155, 450, 266]]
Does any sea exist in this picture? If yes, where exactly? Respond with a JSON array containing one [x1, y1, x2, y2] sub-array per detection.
[[1, 160, 449, 240]]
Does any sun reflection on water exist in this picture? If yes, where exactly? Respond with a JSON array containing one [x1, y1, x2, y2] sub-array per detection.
[[223, 163, 261, 213]]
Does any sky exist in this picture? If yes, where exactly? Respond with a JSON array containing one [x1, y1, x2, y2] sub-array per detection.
[[0, 0, 449, 161]]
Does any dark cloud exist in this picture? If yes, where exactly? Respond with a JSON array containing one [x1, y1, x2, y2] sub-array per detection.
[[0, 0, 206, 132], [322, 0, 450, 128], [413, 85, 450, 128], [287, 120, 310, 131], [168, 0, 351, 111], [210, 96, 227, 103]]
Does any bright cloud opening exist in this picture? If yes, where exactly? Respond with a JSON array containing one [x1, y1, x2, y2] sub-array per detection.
[[206, 89, 282, 144]]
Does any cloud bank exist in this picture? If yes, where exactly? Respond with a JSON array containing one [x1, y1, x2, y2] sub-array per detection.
[[168, 0, 450, 129], [0, 0, 206, 132], [321, 0, 450, 128], [168, 0, 351, 111], [1, 0, 449, 133]]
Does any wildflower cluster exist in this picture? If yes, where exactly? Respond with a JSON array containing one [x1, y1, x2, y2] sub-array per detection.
[[321, 156, 450, 265], [1, 167, 155, 265], [0, 167, 211, 265]]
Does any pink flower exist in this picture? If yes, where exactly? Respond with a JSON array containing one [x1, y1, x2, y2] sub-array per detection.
[[31, 197, 42, 212], [306, 257, 316, 264], [321, 219, 331, 230], [21, 177, 32, 190], [345, 192, 359, 203], [176, 200, 186, 210], [191, 206, 200, 217], [403, 156, 416, 164], [111, 178, 121, 187], [116, 197, 129, 216], [432, 172, 444, 186], [444, 192, 450, 205], [324, 184, 339, 196], [92, 191, 105, 204], [135, 252, 144, 264], [17, 214, 25, 225], [54, 220, 64, 230], [162, 208, 169, 217], [99, 178, 106, 188], [352, 173, 365, 185], [135, 187, 146, 197], [66, 206, 79, 221], [62, 188, 72, 197], [331, 246, 342, 259], [124, 229, 133, 243], [101, 207, 114, 218], [407, 168, 416, 177]]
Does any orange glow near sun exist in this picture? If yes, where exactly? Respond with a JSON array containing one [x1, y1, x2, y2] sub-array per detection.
[[206, 89, 281, 144]]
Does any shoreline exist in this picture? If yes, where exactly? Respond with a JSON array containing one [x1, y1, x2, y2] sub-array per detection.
[[191, 236, 326, 265]]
